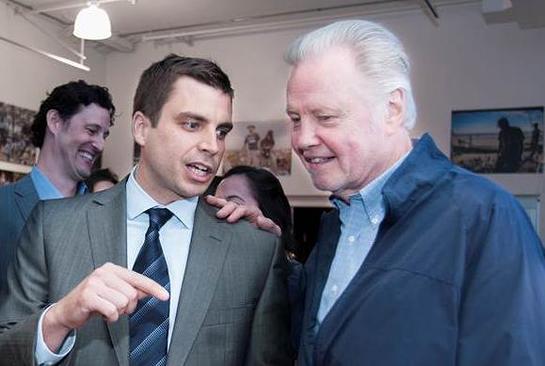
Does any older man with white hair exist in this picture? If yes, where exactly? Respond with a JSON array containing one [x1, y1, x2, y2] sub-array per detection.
[[283, 20, 545, 366]]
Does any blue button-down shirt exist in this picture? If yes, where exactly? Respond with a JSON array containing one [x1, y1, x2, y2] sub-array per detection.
[[30, 166, 87, 199], [317, 154, 408, 325]]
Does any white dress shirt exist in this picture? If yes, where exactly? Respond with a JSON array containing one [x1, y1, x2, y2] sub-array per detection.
[[36, 168, 198, 365]]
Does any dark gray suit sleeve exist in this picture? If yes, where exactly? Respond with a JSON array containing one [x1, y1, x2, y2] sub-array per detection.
[[0, 201, 50, 365], [245, 236, 294, 366]]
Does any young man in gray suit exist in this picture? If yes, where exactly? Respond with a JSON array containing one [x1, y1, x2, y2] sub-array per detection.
[[0, 54, 292, 365], [0, 81, 115, 292]]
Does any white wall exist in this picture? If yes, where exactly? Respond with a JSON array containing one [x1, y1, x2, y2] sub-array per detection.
[[0, 2, 106, 112]]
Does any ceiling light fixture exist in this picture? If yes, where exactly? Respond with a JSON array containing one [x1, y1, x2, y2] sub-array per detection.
[[73, 1, 112, 40]]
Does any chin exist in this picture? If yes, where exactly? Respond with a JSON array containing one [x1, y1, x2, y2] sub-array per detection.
[[312, 180, 333, 193]]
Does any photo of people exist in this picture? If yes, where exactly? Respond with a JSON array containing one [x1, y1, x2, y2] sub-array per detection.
[[223, 121, 292, 175], [0, 102, 38, 166], [0, 169, 24, 186], [451, 107, 543, 173]]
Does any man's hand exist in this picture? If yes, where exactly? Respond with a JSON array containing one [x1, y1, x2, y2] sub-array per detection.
[[42, 262, 168, 352], [205, 195, 282, 237]]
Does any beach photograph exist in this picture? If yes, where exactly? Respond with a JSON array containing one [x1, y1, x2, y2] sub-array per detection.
[[451, 107, 543, 173]]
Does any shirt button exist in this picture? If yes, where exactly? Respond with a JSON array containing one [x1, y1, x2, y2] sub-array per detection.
[[371, 216, 380, 225], [331, 284, 338, 294], [348, 235, 355, 243]]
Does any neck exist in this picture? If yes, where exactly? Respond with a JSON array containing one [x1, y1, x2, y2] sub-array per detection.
[[134, 164, 178, 205], [336, 131, 412, 203], [36, 146, 79, 198]]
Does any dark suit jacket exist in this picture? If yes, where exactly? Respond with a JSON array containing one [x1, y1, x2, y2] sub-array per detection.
[[0, 175, 39, 293], [0, 182, 292, 365]]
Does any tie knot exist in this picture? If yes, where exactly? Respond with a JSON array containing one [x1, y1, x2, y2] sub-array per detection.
[[147, 208, 173, 230]]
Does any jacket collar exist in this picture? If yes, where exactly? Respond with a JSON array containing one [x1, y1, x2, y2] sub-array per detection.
[[382, 134, 452, 222]]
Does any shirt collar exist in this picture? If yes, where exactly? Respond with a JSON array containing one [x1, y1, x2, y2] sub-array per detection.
[[126, 166, 198, 230], [332, 150, 410, 221], [30, 166, 87, 200]]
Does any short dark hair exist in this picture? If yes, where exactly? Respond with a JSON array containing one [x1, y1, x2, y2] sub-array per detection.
[[221, 166, 297, 254], [85, 168, 119, 192], [133, 54, 234, 127], [31, 80, 115, 148]]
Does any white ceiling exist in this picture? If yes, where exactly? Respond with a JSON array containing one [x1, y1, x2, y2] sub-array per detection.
[[12, 0, 417, 35], [3, 0, 544, 52]]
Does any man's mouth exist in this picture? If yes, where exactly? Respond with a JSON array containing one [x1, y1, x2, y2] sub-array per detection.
[[305, 156, 334, 164], [79, 150, 96, 163], [187, 162, 213, 177]]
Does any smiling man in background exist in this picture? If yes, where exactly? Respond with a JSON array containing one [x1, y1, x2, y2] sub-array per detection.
[[0, 80, 115, 292]]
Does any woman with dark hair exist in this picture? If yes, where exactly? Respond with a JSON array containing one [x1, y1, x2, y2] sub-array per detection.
[[215, 165, 297, 256], [211, 166, 304, 350]]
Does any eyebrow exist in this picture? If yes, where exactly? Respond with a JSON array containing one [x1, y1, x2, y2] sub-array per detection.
[[225, 194, 244, 202], [175, 111, 207, 122], [86, 122, 109, 131], [175, 112, 233, 130]]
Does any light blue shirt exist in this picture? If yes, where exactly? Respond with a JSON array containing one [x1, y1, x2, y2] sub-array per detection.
[[36, 167, 198, 365], [317, 154, 409, 325], [30, 166, 87, 199]]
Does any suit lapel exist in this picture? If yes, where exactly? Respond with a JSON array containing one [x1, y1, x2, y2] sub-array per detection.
[[14, 175, 39, 222], [167, 199, 231, 366], [87, 182, 129, 366]]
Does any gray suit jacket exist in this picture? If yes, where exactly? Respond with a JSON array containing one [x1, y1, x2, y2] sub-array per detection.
[[0, 174, 39, 293], [0, 182, 292, 365]]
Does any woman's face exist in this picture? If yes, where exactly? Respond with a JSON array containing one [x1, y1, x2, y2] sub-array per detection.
[[215, 174, 259, 207]]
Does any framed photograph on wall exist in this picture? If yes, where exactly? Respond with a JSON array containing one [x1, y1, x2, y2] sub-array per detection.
[[222, 120, 292, 176], [451, 107, 544, 173], [0, 102, 37, 180]]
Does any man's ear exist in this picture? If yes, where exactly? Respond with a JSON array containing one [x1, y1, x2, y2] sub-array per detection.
[[384, 88, 406, 135], [132, 111, 150, 147], [46, 110, 64, 135]]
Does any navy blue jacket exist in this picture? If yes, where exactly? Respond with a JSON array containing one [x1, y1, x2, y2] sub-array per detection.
[[298, 134, 545, 366]]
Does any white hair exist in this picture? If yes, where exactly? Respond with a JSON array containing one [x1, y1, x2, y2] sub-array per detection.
[[285, 20, 417, 130]]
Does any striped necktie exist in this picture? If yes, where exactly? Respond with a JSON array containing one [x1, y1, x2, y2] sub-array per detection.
[[129, 207, 173, 366]]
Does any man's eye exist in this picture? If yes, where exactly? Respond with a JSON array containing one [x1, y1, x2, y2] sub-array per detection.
[[317, 114, 332, 122], [183, 120, 200, 130], [288, 115, 301, 127], [216, 128, 230, 140]]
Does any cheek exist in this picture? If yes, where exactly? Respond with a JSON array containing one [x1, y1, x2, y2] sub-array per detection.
[[290, 131, 300, 149]]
